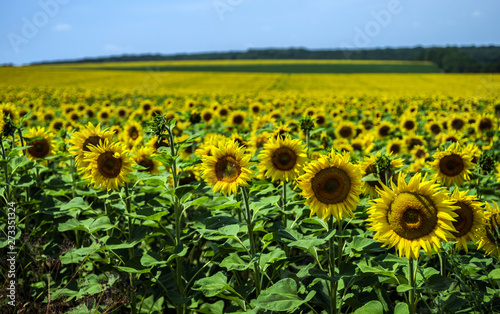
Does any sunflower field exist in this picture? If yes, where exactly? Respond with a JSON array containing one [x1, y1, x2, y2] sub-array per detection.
[[1, 65, 500, 313]]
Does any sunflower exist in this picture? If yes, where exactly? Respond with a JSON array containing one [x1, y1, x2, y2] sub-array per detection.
[[201, 140, 253, 196], [121, 121, 143, 149], [358, 151, 404, 198], [0, 110, 5, 135], [386, 138, 405, 156], [366, 173, 458, 260], [448, 113, 467, 132], [430, 143, 474, 187], [69, 122, 114, 167], [134, 146, 161, 174], [476, 113, 495, 135], [24, 127, 56, 161], [400, 113, 418, 133], [447, 189, 485, 252], [258, 135, 307, 182], [98, 107, 112, 122], [375, 121, 394, 139], [249, 102, 263, 115], [50, 118, 65, 132], [404, 134, 427, 153], [335, 121, 356, 140], [273, 122, 291, 140], [410, 145, 429, 161], [0, 102, 20, 123], [297, 151, 362, 221], [82, 139, 134, 191], [200, 108, 215, 124], [426, 119, 443, 136], [226, 110, 247, 129], [478, 202, 500, 257]]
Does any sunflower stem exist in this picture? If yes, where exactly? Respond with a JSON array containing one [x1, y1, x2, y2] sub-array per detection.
[[437, 250, 445, 276], [408, 258, 417, 314], [0, 139, 11, 203], [17, 127, 26, 157], [328, 218, 338, 314], [166, 125, 186, 313], [281, 181, 290, 257], [241, 186, 261, 296], [124, 184, 137, 314]]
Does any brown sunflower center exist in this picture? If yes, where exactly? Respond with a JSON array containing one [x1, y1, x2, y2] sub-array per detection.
[[128, 126, 139, 140], [219, 109, 228, 116], [202, 112, 212, 121], [379, 125, 390, 137], [430, 124, 441, 135], [451, 118, 464, 130], [271, 147, 297, 171], [28, 139, 50, 158], [389, 143, 401, 155], [479, 118, 493, 131], [138, 157, 155, 173], [311, 167, 351, 205], [215, 156, 241, 183], [339, 126, 353, 138], [232, 115, 244, 125], [388, 192, 438, 240], [83, 136, 103, 152], [439, 154, 464, 177], [97, 151, 123, 178], [415, 149, 425, 159], [452, 201, 474, 238], [404, 120, 415, 131]]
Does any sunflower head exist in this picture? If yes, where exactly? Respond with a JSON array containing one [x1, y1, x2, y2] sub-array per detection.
[[81, 139, 134, 191], [430, 142, 474, 187], [447, 189, 485, 252], [367, 173, 458, 260], [257, 135, 307, 182], [69, 122, 114, 168], [478, 202, 500, 257], [25, 127, 56, 161], [297, 150, 362, 221], [201, 140, 253, 196]]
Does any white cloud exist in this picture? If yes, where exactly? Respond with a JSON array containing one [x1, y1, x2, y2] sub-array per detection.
[[472, 11, 481, 17], [103, 44, 132, 54], [53, 23, 72, 31]]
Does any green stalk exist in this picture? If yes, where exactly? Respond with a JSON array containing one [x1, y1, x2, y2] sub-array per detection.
[[166, 127, 185, 313], [124, 184, 137, 314], [328, 219, 337, 314], [0, 139, 11, 203], [306, 130, 310, 154], [408, 258, 417, 314], [282, 181, 290, 257], [241, 186, 261, 295]]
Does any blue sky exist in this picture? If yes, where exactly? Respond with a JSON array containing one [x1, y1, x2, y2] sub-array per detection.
[[1, 0, 499, 65]]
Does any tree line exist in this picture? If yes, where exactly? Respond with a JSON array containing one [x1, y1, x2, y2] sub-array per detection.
[[31, 46, 500, 73]]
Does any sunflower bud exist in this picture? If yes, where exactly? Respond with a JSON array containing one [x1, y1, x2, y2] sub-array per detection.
[[1, 115, 17, 138], [478, 152, 495, 173], [149, 114, 167, 138], [299, 116, 315, 133], [375, 154, 392, 174]]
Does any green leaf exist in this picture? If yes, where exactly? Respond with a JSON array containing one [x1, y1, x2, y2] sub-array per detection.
[[115, 256, 151, 274], [256, 278, 314, 312], [394, 302, 410, 314], [141, 252, 167, 267], [60, 197, 90, 211], [396, 284, 413, 293], [9, 156, 31, 173], [166, 243, 189, 263], [58, 218, 88, 232], [488, 268, 500, 280], [362, 173, 380, 182], [220, 252, 250, 271], [192, 271, 232, 298], [198, 224, 240, 241], [15, 174, 35, 187], [421, 274, 454, 291], [353, 300, 383, 314]]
